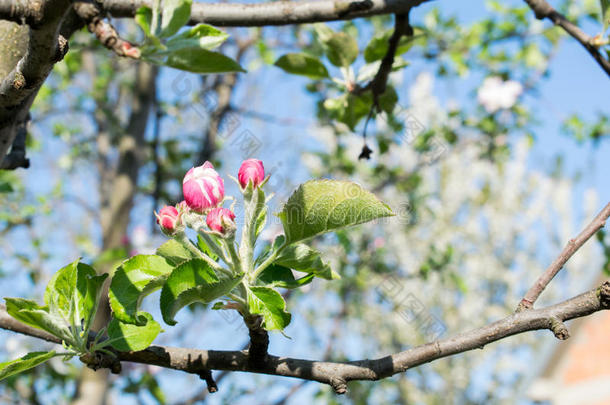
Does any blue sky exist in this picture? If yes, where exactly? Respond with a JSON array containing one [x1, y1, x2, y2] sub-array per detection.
[[1, 0, 609, 403]]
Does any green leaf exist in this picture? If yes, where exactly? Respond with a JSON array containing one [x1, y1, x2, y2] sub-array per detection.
[[363, 29, 423, 63], [160, 0, 192, 38], [377, 86, 398, 114], [107, 314, 161, 351], [160, 259, 243, 325], [322, 32, 359, 67], [196, 235, 219, 261], [156, 239, 199, 266], [0, 351, 56, 381], [601, 0, 610, 30], [108, 255, 175, 325], [258, 265, 315, 288], [278, 180, 394, 243], [43, 260, 108, 334], [255, 206, 268, 239], [165, 24, 228, 52], [274, 244, 338, 280], [135, 6, 153, 36], [0, 181, 13, 193], [356, 57, 409, 83], [274, 53, 329, 79], [162, 49, 245, 73], [4, 298, 72, 342], [247, 286, 291, 331], [323, 93, 370, 130]]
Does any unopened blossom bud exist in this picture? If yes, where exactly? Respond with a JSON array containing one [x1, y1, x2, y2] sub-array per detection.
[[155, 205, 181, 235], [182, 162, 224, 213], [206, 207, 236, 234], [238, 159, 265, 189], [177, 200, 189, 213]]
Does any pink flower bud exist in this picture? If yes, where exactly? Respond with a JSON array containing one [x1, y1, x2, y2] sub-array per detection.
[[155, 205, 181, 235], [238, 159, 265, 189], [182, 162, 225, 213], [206, 207, 236, 234]]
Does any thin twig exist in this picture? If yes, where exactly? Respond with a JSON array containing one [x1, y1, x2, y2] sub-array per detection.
[[72, 0, 141, 58], [517, 202, 610, 311], [523, 0, 610, 77], [355, 11, 414, 159]]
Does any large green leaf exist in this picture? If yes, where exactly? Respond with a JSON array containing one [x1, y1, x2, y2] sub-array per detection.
[[4, 298, 72, 342], [278, 180, 394, 243], [43, 260, 107, 333], [274, 53, 329, 79], [0, 351, 56, 381], [164, 49, 245, 73], [160, 0, 192, 38], [160, 259, 243, 325], [274, 244, 339, 280], [258, 265, 315, 288], [107, 313, 161, 351], [165, 24, 228, 52], [157, 239, 200, 266], [247, 286, 291, 331], [108, 255, 175, 325], [322, 32, 359, 67]]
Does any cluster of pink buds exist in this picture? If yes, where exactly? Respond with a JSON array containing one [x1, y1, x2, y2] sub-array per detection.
[[155, 159, 266, 237]]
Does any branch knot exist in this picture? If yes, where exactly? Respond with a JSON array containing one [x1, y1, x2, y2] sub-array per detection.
[[599, 281, 610, 309], [549, 316, 570, 340]]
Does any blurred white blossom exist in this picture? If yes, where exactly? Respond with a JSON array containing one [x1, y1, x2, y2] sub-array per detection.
[[477, 77, 523, 113]]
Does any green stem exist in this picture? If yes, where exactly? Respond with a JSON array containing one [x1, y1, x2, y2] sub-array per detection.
[[227, 292, 246, 306], [175, 233, 232, 277], [225, 239, 242, 273], [250, 243, 286, 282]]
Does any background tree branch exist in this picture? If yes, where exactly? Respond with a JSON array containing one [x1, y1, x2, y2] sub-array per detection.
[[523, 0, 610, 77], [517, 202, 610, 311]]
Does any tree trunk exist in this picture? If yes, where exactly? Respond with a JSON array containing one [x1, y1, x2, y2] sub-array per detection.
[[71, 61, 157, 405]]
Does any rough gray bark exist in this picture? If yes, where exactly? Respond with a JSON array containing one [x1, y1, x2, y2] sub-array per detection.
[[0, 0, 70, 165], [0, 0, 429, 27], [1, 282, 608, 394]]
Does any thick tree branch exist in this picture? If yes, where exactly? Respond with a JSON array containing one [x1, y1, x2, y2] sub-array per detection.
[[1, 0, 429, 27], [0, 0, 71, 165], [244, 315, 270, 369], [0, 115, 29, 169], [523, 0, 610, 77], [1, 282, 608, 394], [517, 202, 610, 311]]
